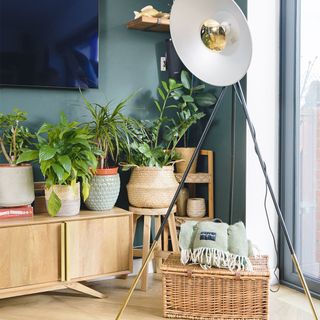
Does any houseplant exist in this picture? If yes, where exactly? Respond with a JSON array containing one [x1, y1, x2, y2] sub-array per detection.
[[0, 109, 35, 207], [174, 70, 217, 173], [17, 113, 97, 217], [125, 74, 211, 208], [82, 94, 132, 211]]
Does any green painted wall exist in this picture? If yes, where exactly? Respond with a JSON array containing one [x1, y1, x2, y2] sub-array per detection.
[[0, 0, 247, 225]]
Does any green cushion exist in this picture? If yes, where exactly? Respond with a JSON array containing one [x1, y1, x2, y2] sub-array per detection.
[[193, 221, 229, 251], [227, 221, 248, 257]]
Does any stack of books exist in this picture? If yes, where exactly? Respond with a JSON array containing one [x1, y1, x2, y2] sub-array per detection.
[[0, 205, 33, 219]]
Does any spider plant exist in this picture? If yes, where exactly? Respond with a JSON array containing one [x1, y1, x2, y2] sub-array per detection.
[[82, 93, 133, 169]]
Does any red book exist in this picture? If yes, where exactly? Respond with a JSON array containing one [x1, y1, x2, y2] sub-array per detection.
[[0, 205, 33, 219]]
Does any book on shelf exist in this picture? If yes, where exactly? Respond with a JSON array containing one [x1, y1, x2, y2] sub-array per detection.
[[0, 205, 33, 219]]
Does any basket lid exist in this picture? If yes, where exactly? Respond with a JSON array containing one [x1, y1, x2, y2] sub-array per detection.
[[161, 254, 270, 277]]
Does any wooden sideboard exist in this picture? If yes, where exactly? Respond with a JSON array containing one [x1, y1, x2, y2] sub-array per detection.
[[0, 208, 133, 299]]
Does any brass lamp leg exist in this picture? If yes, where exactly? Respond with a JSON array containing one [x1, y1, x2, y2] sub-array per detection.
[[292, 254, 319, 319], [116, 241, 157, 320]]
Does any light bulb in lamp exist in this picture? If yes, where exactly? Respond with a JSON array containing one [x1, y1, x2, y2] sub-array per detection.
[[200, 19, 230, 52]]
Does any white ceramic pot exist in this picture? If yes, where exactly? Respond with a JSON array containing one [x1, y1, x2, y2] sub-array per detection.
[[127, 166, 179, 208], [45, 183, 80, 217], [0, 164, 35, 207]]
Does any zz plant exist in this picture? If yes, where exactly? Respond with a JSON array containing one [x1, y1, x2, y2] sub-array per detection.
[[124, 71, 216, 169], [18, 113, 97, 216]]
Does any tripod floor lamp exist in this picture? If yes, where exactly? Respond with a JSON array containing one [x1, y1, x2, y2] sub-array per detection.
[[116, 0, 319, 319]]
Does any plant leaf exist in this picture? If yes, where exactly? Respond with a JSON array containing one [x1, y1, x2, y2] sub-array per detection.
[[16, 150, 38, 164], [37, 123, 52, 134], [58, 155, 72, 173], [82, 181, 90, 201], [39, 146, 57, 161], [157, 88, 166, 101], [168, 78, 177, 90], [181, 70, 191, 89], [195, 93, 217, 107], [47, 190, 61, 217], [192, 84, 206, 91], [162, 81, 169, 93], [52, 163, 65, 182], [154, 100, 161, 113], [182, 95, 194, 103]]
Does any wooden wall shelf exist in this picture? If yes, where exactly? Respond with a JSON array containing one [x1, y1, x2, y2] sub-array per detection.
[[127, 16, 170, 33], [175, 172, 211, 184]]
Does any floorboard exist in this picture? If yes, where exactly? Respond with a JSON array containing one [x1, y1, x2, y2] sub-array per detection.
[[0, 275, 319, 319]]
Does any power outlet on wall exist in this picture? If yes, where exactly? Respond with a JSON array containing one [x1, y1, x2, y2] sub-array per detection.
[[160, 56, 167, 71]]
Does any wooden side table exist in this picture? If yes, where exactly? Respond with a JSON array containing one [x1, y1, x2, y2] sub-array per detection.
[[130, 205, 179, 291]]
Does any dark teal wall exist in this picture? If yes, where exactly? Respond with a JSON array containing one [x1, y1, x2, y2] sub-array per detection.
[[0, 0, 247, 224]]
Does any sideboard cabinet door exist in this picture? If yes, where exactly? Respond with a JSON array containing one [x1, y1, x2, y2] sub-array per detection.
[[0, 223, 62, 289], [66, 215, 132, 281]]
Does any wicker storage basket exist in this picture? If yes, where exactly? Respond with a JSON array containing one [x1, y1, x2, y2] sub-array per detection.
[[162, 254, 269, 320], [127, 166, 179, 208]]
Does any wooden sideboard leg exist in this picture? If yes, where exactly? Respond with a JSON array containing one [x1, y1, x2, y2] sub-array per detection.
[[116, 275, 128, 280], [65, 282, 106, 299]]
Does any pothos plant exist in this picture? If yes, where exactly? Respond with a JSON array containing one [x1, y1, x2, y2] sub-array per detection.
[[0, 109, 34, 165], [17, 113, 98, 216], [123, 71, 217, 169]]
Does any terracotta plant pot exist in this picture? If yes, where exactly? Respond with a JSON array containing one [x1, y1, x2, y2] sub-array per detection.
[[0, 164, 35, 207], [85, 167, 120, 211], [95, 167, 119, 175], [127, 166, 179, 208], [175, 147, 198, 174], [45, 183, 80, 217]]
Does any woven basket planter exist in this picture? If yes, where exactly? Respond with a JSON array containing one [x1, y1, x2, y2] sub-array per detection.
[[127, 166, 179, 208], [175, 147, 198, 174]]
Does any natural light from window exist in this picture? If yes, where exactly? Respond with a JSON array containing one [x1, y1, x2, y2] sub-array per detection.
[[299, 0, 320, 280]]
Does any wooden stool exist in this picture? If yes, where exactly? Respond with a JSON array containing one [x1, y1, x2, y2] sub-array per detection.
[[130, 205, 179, 291]]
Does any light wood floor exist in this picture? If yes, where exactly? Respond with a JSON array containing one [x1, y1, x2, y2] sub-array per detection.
[[0, 275, 319, 320]]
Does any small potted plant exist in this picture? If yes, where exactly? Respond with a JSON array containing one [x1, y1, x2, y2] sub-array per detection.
[[174, 70, 217, 173], [0, 109, 35, 207], [18, 113, 97, 217], [124, 75, 209, 208], [82, 94, 133, 211]]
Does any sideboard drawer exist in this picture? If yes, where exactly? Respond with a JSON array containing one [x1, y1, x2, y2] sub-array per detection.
[[66, 215, 132, 281], [0, 223, 62, 289]]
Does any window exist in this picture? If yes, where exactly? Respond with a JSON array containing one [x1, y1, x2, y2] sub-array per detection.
[[280, 0, 320, 295]]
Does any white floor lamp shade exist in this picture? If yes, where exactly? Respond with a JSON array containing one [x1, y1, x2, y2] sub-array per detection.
[[170, 0, 252, 87]]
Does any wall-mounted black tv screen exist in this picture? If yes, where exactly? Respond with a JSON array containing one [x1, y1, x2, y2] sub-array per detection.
[[0, 0, 99, 89]]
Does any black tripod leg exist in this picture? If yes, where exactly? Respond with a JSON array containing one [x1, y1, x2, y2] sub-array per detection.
[[234, 81, 319, 320], [116, 86, 228, 319]]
